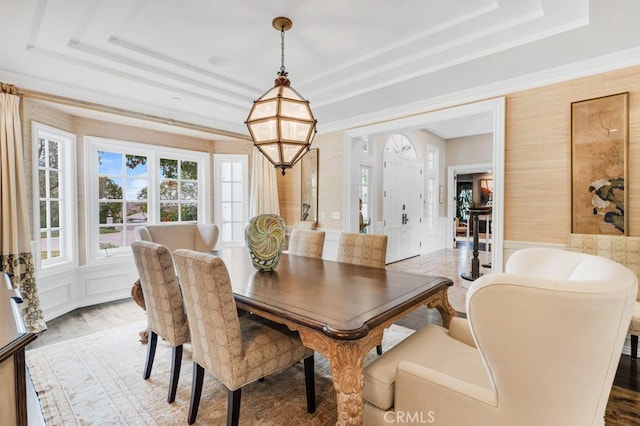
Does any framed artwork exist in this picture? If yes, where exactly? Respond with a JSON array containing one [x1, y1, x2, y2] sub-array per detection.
[[479, 179, 493, 206], [571, 92, 628, 235]]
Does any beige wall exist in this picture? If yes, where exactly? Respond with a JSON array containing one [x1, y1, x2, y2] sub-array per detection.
[[277, 64, 640, 245], [446, 133, 493, 166], [506, 65, 640, 243], [278, 131, 344, 229]]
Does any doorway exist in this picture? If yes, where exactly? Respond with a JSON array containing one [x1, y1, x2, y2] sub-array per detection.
[[382, 135, 423, 263], [344, 98, 505, 272]]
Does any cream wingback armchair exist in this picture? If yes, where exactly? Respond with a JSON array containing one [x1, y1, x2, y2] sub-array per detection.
[[363, 247, 637, 425], [134, 223, 219, 253], [568, 233, 640, 359]]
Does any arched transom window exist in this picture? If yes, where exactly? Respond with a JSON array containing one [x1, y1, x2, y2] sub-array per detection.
[[384, 134, 417, 159]]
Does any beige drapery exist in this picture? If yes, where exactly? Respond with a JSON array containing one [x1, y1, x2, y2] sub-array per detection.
[[249, 147, 280, 217], [0, 83, 47, 333]]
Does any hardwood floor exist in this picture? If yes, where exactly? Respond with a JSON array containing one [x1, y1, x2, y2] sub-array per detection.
[[27, 247, 640, 425]]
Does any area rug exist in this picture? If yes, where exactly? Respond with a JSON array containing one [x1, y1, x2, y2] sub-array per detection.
[[26, 321, 414, 425]]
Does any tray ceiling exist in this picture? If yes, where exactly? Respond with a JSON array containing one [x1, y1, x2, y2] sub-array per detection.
[[1, 0, 639, 139]]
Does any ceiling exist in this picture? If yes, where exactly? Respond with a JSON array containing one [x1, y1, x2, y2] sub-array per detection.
[[2, 0, 640, 140]]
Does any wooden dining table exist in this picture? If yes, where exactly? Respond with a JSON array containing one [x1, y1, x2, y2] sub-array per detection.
[[214, 247, 456, 426]]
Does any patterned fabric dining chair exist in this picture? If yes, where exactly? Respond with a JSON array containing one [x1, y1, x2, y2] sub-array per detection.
[[337, 232, 388, 268], [337, 232, 388, 354], [131, 241, 190, 404], [288, 229, 326, 258], [173, 249, 316, 426]]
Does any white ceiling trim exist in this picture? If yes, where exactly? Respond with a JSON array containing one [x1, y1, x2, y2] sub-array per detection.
[[310, 3, 588, 104], [322, 46, 640, 134], [25, 45, 246, 111], [66, 40, 252, 104], [107, 36, 260, 93], [298, 2, 500, 88], [0, 66, 249, 135]]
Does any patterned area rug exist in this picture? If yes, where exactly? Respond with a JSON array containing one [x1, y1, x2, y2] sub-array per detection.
[[26, 321, 414, 425]]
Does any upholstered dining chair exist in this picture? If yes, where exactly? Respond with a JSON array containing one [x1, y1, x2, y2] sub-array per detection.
[[288, 229, 326, 258], [363, 247, 637, 425], [173, 249, 316, 426], [337, 232, 388, 268], [568, 233, 640, 359], [337, 232, 388, 355], [131, 241, 190, 404]]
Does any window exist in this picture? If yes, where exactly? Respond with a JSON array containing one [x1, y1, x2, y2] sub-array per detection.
[[384, 134, 417, 159], [360, 136, 370, 156], [359, 166, 371, 233], [159, 158, 199, 222], [457, 181, 473, 223], [214, 155, 248, 246], [86, 137, 209, 260], [425, 145, 439, 218], [32, 122, 77, 269]]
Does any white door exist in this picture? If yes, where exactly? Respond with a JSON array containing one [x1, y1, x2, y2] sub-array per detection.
[[383, 153, 423, 263]]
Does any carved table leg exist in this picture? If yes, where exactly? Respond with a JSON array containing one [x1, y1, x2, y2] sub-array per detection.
[[298, 327, 383, 425], [330, 340, 370, 425], [426, 287, 458, 328]]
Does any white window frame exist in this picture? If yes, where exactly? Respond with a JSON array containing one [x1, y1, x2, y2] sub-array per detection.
[[85, 137, 210, 262], [31, 122, 78, 273], [359, 165, 372, 231], [213, 154, 248, 247], [425, 145, 439, 218]]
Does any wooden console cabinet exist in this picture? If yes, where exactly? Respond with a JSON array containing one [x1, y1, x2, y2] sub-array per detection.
[[0, 273, 37, 426]]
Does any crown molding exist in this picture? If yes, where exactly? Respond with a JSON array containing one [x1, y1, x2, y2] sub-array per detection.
[[322, 46, 640, 133]]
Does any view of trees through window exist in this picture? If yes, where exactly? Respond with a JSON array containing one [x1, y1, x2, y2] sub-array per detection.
[[359, 166, 370, 233], [38, 137, 61, 261], [456, 181, 473, 223], [97, 150, 200, 253]]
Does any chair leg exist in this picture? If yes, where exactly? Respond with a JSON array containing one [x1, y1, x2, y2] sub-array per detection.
[[376, 344, 383, 356], [168, 345, 183, 403], [303, 355, 316, 414], [632, 334, 638, 360], [188, 363, 205, 425], [227, 388, 242, 426], [143, 331, 157, 379]]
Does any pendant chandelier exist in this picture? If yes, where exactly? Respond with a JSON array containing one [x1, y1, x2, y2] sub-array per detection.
[[245, 17, 317, 176]]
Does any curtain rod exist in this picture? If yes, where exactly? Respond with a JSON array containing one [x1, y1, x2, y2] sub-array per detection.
[[17, 87, 250, 141]]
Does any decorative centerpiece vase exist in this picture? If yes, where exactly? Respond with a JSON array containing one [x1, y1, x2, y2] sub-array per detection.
[[245, 214, 286, 271]]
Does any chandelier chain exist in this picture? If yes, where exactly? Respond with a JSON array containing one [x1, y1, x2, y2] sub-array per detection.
[[280, 28, 286, 75]]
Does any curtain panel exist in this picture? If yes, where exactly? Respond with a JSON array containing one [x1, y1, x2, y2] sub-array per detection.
[[0, 83, 47, 333], [249, 147, 280, 217]]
